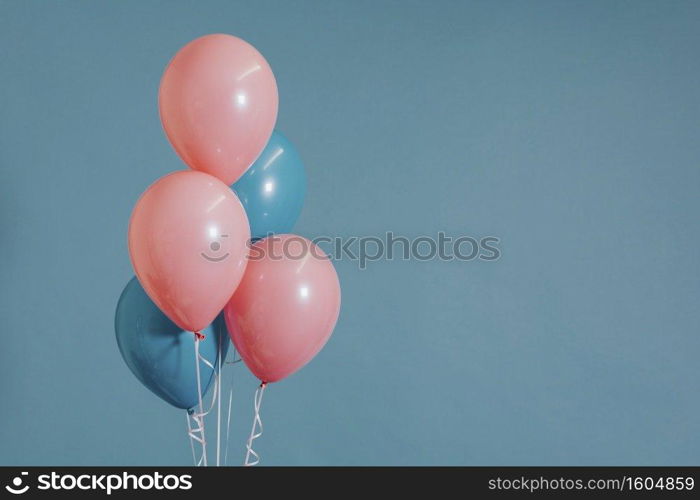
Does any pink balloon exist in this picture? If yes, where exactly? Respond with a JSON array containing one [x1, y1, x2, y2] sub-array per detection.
[[224, 235, 341, 383], [128, 171, 250, 332], [159, 34, 278, 185]]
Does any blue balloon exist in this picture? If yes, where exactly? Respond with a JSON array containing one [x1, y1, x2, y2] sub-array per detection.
[[115, 277, 229, 410], [232, 130, 306, 240]]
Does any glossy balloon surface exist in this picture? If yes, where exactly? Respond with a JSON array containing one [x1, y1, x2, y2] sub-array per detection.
[[224, 235, 341, 383], [115, 277, 229, 410], [128, 170, 250, 332], [232, 130, 306, 240], [159, 34, 278, 185]]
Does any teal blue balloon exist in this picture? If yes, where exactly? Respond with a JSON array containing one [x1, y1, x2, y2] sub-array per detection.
[[115, 277, 229, 410], [232, 130, 306, 240]]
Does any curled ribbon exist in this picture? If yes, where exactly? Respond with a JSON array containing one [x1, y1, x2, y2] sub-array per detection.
[[244, 382, 267, 466], [186, 332, 220, 466]]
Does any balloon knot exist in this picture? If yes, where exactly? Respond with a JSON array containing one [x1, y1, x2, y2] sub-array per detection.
[[260, 381, 267, 388], [194, 331, 206, 341]]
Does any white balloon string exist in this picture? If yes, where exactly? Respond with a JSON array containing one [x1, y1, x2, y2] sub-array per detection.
[[186, 332, 221, 466], [244, 382, 266, 466], [186, 409, 206, 466], [216, 333, 222, 467], [186, 412, 196, 466], [186, 336, 236, 467], [186, 370, 220, 466], [193, 336, 207, 465], [223, 346, 238, 465], [224, 386, 234, 465]]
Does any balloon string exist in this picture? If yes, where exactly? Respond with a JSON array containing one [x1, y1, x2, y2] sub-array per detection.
[[186, 331, 221, 466], [216, 333, 223, 467], [223, 346, 238, 466], [186, 411, 206, 466], [186, 412, 196, 466], [188, 336, 207, 465], [244, 382, 266, 466]]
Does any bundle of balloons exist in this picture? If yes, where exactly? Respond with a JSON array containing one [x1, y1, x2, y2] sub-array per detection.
[[114, 34, 341, 466]]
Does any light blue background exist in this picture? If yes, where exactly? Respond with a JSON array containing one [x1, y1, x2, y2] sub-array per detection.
[[1, 0, 698, 465]]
